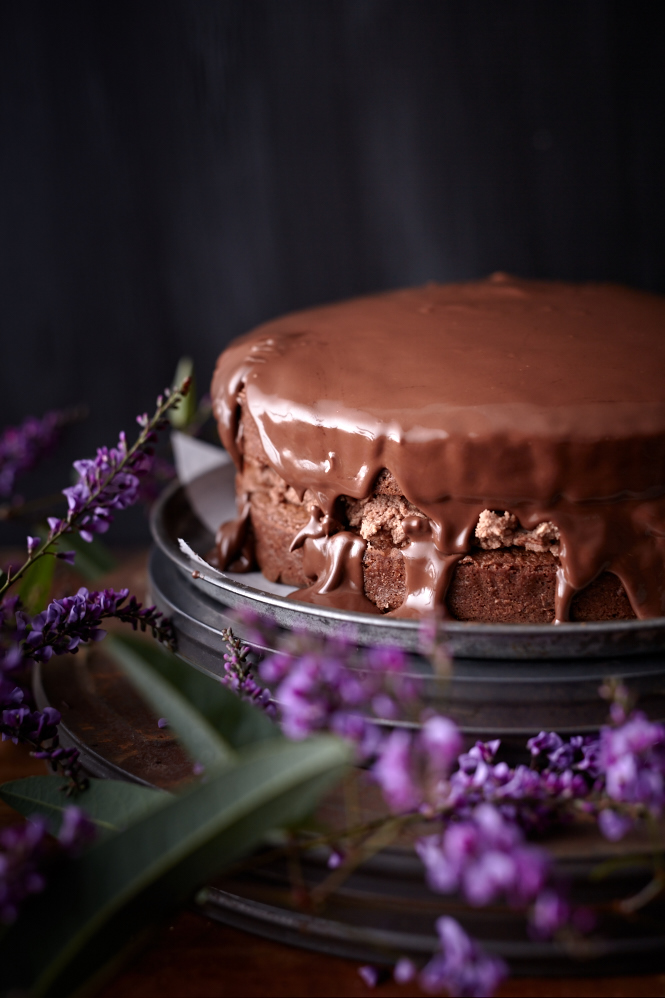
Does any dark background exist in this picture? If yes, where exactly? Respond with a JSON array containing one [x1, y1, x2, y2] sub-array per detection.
[[1, 0, 664, 540]]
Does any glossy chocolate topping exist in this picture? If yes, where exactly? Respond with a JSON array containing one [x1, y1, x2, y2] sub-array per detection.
[[211, 275, 665, 621]]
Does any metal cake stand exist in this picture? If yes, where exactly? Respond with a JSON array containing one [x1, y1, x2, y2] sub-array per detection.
[[148, 464, 665, 740]]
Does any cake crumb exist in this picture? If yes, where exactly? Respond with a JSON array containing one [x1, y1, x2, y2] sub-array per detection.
[[475, 509, 560, 555], [345, 494, 425, 546]]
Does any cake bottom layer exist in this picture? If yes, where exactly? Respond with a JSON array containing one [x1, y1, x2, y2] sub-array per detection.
[[246, 489, 635, 624]]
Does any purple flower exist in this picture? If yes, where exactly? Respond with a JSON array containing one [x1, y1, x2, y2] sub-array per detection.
[[58, 807, 97, 854], [372, 715, 462, 813], [0, 685, 86, 790], [55, 550, 77, 565], [0, 410, 64, 498], [527, 730, 563, 759], [257, 651, 292, 684], [529, 889, 570, 939], [255, 628, 422, 757], [157, 718, 169, 729], [358, 965, 379, 988], [420, 917, 507, 998], [599, 712, 665, 814], [327, 849, 344, 869], [598, 808, 633, 842], [1, 587, 174, 678], [59, 431, 153, 542], [1, 697, 61, 745], [0, 818, 50, 923], [421, 715, 463, 777], [26, 536, 40, 556], [373, 729, 420, 812], [220, 628, 274, 716], [528, 730, 602, 778], [36, 384, 189, 550], [394, 957, 416, 983], [0, 807, 96, 925], [458, 740, 501, 774], [365, 645, 408, 674], [416, 803, 549, 908]]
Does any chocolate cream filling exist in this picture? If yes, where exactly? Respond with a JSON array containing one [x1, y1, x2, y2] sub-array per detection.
[[211, 275, 665, 623]]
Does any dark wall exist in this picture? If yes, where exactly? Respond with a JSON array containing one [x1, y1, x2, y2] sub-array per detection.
[[1, 1, 664, 537]]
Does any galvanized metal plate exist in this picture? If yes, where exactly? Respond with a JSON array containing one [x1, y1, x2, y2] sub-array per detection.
[[148, 545, 665, 740], [150, 465, 665, 660]]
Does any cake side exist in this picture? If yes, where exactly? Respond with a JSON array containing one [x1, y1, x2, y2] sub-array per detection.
[[232, 399, 635, 623]]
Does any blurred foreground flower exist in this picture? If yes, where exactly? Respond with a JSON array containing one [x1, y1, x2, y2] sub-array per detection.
[[0, 807, 96, 924], [0, 410, 70, 499], [420, 917, 508, 998]]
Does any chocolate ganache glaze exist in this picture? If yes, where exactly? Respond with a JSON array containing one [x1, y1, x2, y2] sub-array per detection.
[[211, 274, 665, 623]]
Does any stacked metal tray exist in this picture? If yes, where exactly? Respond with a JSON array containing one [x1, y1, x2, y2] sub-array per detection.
[[36, 460, 665, 974], [149, 464, 665, 741]]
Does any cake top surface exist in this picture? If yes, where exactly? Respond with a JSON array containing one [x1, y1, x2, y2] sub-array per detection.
[[216, 274, 665, 444]]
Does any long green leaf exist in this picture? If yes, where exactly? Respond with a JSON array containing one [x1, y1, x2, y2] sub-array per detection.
[[168, 356, 197, 429], [0, 776, 169, 836], [0, 736, 349, 998], [108, 635, 237, 772], [111, 633, 277, 749], [18, 554, 55, 614]]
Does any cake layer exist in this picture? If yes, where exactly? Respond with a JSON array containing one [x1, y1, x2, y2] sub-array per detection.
[[212, 277, 665, 621], [240, 451, 635, 624]]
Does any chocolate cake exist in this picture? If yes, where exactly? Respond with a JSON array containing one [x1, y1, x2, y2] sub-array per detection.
[[210, 275, 665, 624]]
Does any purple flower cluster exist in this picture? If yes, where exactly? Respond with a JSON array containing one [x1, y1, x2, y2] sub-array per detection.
[[362, 920, 508, 998], [416, 803, 549, 907], [48, 431, 154, 543], [420, 917, 508, 998], [372, 716, 462, 812], [598, 711, 665, 839], [526, 710, 665, 843], [2, 696, 60, 745], [40, 382, 188, 550], [370, 725, 598, 838], [0, 818, 48, 923], [0, 585, 173, 792], [220, 628, 274, 715], [1, 687, 86, 790], [0, 587, 171, 791], [218, 620, 665, 996], [1, 587, 173, 679], [0, 410, 63, 498], [0, 808, 96, 924], [447, 736, 593, 832], [259, 635, 421, 757]]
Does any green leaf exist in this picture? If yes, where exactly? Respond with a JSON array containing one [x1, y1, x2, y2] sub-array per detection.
[[110, 633, 278, 750], [168, 356, 197, 429], [107, 635, 237, 772], [59, 532, 117, 580], [0, 776, 169, 836], [0, 736, 349, 998], [17, 554, 55, 615]]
